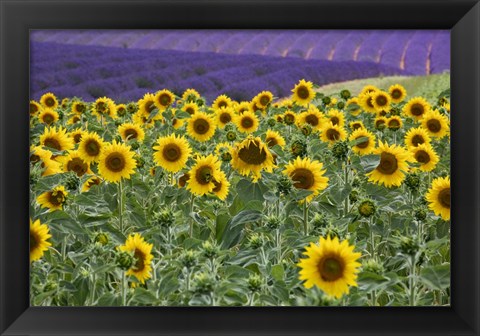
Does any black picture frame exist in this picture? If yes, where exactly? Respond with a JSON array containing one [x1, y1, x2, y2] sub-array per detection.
[[1, 0, 479, 335]]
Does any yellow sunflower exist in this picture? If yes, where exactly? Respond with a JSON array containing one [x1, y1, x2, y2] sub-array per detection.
[[187, 112, 217, 142], [346, 97, 362, 117], [231, 136, 275, 181], [283, 156, 329, 203], [38, 108, 59, 125], [39, 127, 74, 152], [116, 104, 127, 117], [235, 110, 259, 133], [389, 84, 407, 103], [387, 116, 403, 131], [118, 123, 145, 143], [98, 141, 137, 182], [374, 116, 388, 130], [30, 146, 62, 176], [367, 141, 411, 188], [349, 129, 376, 155], [71, 101, 87, 115], [187, 154, 222, 196], [78, 132, 105, 163], [118, 233, 154, 284], [40, 92, 59, 109], [182, 102, 199, 116], [320, 124, 347, 145], [358, 92, 378, 114], [132, 110, 156, 128], [297, 236, 361, 299], [68, 129, 85, 145], [171, 109, 185, 129], [349, 121, 365, 131], [410, 144, 439, 172], [81, 176, 103, 192], [235, 101, 252, 114], [283, 110, 297, 125], [292, 79, 315, 106], [57, 150, 92, 177], [421, 109, 449, 138], [371, 90, 391, 112], [153, 134, 192, 173], [404, 127, 432, 148], [326, 109, 345, 128], [93, 97, 116, 119], [212, 94, 233, 110], [37, 186, 68, 212], [30, 100, 42, 117], [138, 93, 160, 120], [216, 107, 235, 128], [265, 130, 286, 148], [254, 91, 274, 109], [359, 85, 379, 97], [211, 170, 230, 201], [67, 115, 82, 125], [402, 97, 431, 121], [297, 107, 325, 131], [30, 218, 52, 262], [154, 89, 175, 111], [182, 88, 201, 102], [426, 176, 450, 221]]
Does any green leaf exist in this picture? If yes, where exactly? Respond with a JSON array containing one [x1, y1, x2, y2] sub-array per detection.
[[220, 210, 262, 248], [132, 287, 157, 304], [358, 271, 390, 292], [271, 264, 285, 282], [360, 154, 380, 173], [175, 111, 192, 119], [236, 179, 268, 203], [420, 264, 450, 290], [215, 212, 231, 242], [97, 293, 121, 306], [330, 183, 352, 204]]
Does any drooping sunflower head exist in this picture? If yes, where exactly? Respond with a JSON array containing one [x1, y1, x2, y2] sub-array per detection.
[[421, 109, 449, 138], [40, 127, 74, 152], [389, 84, 407, 103], [326, 109, 345, 128], [153, 134, 192, 173], [283, 156, 329, 203], [154, 89, 175, 110], [182, 102, 199, 116], [186, 154, 222, 196], [402, 97, 431, 120], [410, 143, 439, 172], [30, 218, 52, 262], [37, 185, 68, 212], [212, 94, 232, 110], [71, 101, 87, 115], [78, 131, 105, 163], [426, 176, 450, 221], [265, 130, 286, 148], [349, 121, 365, 131], [254, 91, 274, 109], [187, 112, 217, 142], [367, 141, 412, 188], [292, 79, 315, 106], [215, 142, 234, 162], [404, 127, 432, 148], [349, 128, 376, 155], [81, 176, 103, 192], [98, 141, 137, 183], [118, 123, 145, 143], [118, 233, 154, 284], [387, 115, 403, 131], [320, 124, 347, 145], [371, 91, 391, 112], [30, 100, 42, 117], [235, 110, 259, 133], [30, 146, 62, 177], [40, 92, 59, 109], [216, 107, 235, 128], [58, 150, 91, 177], [297, 236, 361, 299], [38, 108, 59, 126], [231, 136, 275, 181], [211, 170, 230, 201], [93, 97, 116, 119]]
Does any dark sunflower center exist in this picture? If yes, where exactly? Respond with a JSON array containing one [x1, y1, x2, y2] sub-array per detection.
[[415, 150, 431, 164], [220, 112, 232, 124], [284, 114, 295, 124], [319, 256, 344, 282], [124, 129, 138, 140], [30, 231, 39, 251], [67, 157, 88, 177], [159, 94, 172, 106], [195, 166, 213, 185], [438, 188, 451, 208], [73, 134, 82, 143], [117, 107, 126, 116], [330, 117, 339, 126], [43, 113, 54, 124], [375, 95, 388, 106], [145, 101, 155, 114], [326, 129, 340, 141], [194, 118, 210, 134], [186, 107, 195, 115], [162, 144, 181, 162], [411, 134, 425, 146], [85, 140, 100, 156], [49, 190, 66, 206], [352, 123, 362, 130], [87, 178, 101, 188], [218, 101, 228, 109], [391, 89, 402, 99], [377, 152, 398, 175], [291, 168, 315, 189], [241, 117, 254, 129], [72, 116, 80, 123], [260, 95, 270, 106], [133, 249, 145, 271], [30, 103, 39, 114], [30, 154, 41, 164], [410, 103, 424, 116], [105, 153, 126, 172], [306, 114, 319, 126], [297, 86, 310, 100], [45, 97, 55, 107], [375, 120, 386, 128], [266, 137, 277, 148], [43, 137, 61, 151], [356, 137, 370, 149], [388, 119, 400, 128], [179, 173, 190, 187], [76, 104, 85, 113], [367, 97, 374, 108], [212, 179, 222, 192], [427, 119, 441, 133], [238, 141, 267, 165], [96, 102, 106, 113]]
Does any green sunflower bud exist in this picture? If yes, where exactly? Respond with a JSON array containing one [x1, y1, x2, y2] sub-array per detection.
[[311, 213, 328, 230], [126, 102, 138, 114], [153, 209, 175, 227], [129, 140, 140, 150], [404, 172, 421, 192], [267, 118, 276, 127], [291, 139, 307, 157], [193, 272, 215, 294], [340, 89, 351, 100], [277, 175, 293, 195], [180, 250, 197, 268], [65, 173, 80, 191], [336, 101, 345, 110], [226, 131, 237, 141], [358, 199, 376, 218], [301, 124, 313, 136], [363, 258, 384, 274], [414, 208, 427, 221], [247, 274, 263, 292], [399, 236, 420, 256], [322, 96, 331, 105], [94, 232, 109, 245], [349, 189, 360, 203], [265, 215, 281, 230], [202, 241, 220, 259], [331, 141, 349, 161], [116, 251, 134, 270], [248, 233, 263, 249]]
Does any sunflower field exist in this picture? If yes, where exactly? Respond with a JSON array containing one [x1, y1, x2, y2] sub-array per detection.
[[29, 80, 451, 306]]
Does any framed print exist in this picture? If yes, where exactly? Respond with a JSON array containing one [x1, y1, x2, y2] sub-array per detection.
[[1, 0, 479, 335]]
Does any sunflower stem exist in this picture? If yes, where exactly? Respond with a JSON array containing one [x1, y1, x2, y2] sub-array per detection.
[[90, 273, 96, 305], [409, 255, 416, 306], [303, 201, 309, 235], [344, 162, 349, 215], [121, 272, 127, 306], [276, 228, 282, 264], [369, 216, 375, 260], [118, 179, 125, 234], [189, 193, 195, 237]]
